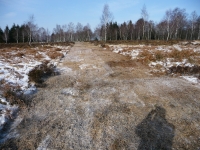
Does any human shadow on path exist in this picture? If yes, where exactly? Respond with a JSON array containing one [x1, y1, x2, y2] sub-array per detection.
[[135, 106, 175, 150]]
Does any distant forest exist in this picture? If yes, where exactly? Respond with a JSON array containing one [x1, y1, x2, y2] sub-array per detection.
[[0, 5, 200, 43]]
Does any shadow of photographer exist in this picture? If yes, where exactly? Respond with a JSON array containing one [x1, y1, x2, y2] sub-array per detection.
[[135, 106, 175, 150]]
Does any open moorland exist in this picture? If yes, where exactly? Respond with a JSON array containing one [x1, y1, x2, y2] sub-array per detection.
[[0, 41, 200, 149]]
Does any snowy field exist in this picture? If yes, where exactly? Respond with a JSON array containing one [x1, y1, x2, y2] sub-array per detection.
[[109, 41, 200, 84], [0, 44, 70, 131]]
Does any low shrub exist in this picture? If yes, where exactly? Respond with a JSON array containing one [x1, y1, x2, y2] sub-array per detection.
[[28, 61, 54, 86], [168, 65, 200, 78]]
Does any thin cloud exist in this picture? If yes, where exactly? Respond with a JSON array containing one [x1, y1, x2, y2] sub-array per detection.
[[5, 12, 16, 17]]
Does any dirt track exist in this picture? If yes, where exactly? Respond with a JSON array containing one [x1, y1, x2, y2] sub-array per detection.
[[1, 42, 200, 149]]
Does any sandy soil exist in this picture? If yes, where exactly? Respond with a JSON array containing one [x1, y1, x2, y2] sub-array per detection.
[[1, 42, 200, 149]]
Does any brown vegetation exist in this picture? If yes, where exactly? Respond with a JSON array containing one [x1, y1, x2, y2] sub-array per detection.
[[28, 61, 54, 86], [0, 84, 25, 107], [91, 40, 181, 46], [46, 51, 64, 59]]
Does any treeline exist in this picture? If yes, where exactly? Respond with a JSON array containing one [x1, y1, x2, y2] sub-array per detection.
[[95, 7, 200, 41], [0, 7, 200, 43], [0, 16, 93, 44]]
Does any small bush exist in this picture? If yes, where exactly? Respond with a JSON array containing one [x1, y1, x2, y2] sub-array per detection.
[[28, 62, 54, 85], [168, 65, 200, 76]]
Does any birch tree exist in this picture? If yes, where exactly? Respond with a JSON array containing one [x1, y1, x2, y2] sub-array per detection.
[[172, 8, 187, 39], [76, 22, 83, 41], [197, 16, 200, 40], [68, 22, 75, 41], [141, 5, 149, 40], [3, 26, 9, 43], [190, 11, 198, 40], [100, 4, 113, 41], [26, 15, 37, 45], [164, 9, 173, 40]]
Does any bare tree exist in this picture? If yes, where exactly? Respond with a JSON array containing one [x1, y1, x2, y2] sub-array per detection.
[[190, 11, 198, 40], [100, 4, 113, 41], [3, 26, 9, 43], [13, 25, 20, 43], [94, 24, 102, 40], [172, 8, 187, 39], [197, 16, 200, 40], [46, 28, 51, 43], [76, 23, 83, 41], [26, 15, 37, 45], [83, 23, 92, 41], [164, 9, 173, 40], [68, 22, 75, 41], [62, 25, 67, 42], [141, 5, 149, 40]]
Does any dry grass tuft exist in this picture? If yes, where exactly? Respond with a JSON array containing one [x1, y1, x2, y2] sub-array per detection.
[[168, 49, 198, 62], [107, 60, 137, 68], [15, 52, 25, 58], [138, 50, 155, 64], [34, 53, 44, 59], [1, 84, 25, 107], [47, 51, 64, 59], [55, 48, 62, 51]]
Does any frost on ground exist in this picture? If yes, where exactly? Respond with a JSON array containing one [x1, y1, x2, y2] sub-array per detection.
[[181, 76, 199, 84], [0, 44, 71, 134], [1, 42, 200, 149], [109, 41, 200, 85], [0, 42, 200, 150], [37, 134, 51, 150]]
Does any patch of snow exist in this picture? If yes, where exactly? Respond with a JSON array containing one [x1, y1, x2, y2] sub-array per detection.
[[0, 97, 8, 105], [129, 50, 140, 59], [181, 76, 199, 84], [0, 103, 18, 131], [173, 45, 182, 51], [23, 85, 37, 95], [113, 48, 123, 53], [37, 135, 51, 150], [58, 67, 72, 73], [79, 64, 90, 70], [149, 61, 164, 67], [61, 88, 79, 96], [191, 41, 200, 45], [0, 45, 70, 134]]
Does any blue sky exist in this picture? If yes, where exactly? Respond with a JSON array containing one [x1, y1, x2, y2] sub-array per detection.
[[0, 0, 199, 32]]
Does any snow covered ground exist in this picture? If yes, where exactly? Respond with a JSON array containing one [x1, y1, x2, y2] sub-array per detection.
[[0, 45, 70, 131], [109, 42, 200, 84]]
